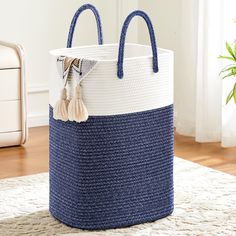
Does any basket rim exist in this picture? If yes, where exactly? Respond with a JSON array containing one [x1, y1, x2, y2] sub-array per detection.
[[49, 43, 173, 62]]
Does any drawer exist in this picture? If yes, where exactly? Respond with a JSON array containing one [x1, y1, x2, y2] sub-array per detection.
[[0, 100, 21, 133], [0, 131, 22, 147], [0, 69, 20, 101]]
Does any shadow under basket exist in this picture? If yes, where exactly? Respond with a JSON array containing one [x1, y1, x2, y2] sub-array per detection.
[[49, 105, 174, 230]]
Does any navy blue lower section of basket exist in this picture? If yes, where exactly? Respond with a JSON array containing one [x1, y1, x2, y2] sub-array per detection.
[[49, 104, 174, 230]]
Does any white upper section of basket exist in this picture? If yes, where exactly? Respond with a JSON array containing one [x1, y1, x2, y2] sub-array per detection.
[[49, 43, 174, 120]]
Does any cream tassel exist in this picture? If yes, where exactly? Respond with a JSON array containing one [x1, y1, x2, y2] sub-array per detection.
[[68, 85, 88, 122], [53, 88, 69, 121]]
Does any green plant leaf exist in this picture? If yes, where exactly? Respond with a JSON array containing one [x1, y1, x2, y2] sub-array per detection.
[[233, 83, 236, 104], [218, 55, 236, 62], [234, 43, 236, 57], [222, 64, 236, 70], [219, 64, 236, 75], [226, 89, 233, 104], [220, 66, 236, 74], [226, 42, 236, 60], [222, 72, 234, 79]]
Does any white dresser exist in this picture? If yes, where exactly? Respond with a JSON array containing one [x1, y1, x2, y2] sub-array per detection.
[[0, 41, 27, 147]]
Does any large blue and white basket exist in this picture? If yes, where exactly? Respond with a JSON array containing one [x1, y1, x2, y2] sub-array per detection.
[[49, 5, 174, 230]]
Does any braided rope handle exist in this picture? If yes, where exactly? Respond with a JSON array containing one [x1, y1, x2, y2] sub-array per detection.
[[117, 10, 159, 79], [67, 4, 103, 48]]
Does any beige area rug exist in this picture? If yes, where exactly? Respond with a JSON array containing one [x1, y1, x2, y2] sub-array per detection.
[[0, 157, 235, 236]]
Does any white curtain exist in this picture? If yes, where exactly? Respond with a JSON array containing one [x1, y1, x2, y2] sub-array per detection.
[[175, 0, 236, 147]]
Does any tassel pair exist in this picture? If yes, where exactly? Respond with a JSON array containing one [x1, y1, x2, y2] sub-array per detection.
[[53, 85, 88, 123]]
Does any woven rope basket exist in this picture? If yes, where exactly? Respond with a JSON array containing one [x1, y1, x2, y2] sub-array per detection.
[[49, 4, 174, 230]]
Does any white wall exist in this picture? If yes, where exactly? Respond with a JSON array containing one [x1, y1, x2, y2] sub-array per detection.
[[138, 0, 199, 130], [0, 0, 139, 127]]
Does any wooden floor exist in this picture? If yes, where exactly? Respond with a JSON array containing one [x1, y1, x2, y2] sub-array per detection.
[[0, 126, 235, 179], [0, 127, 49, 179], [175, 132, 236, 176]]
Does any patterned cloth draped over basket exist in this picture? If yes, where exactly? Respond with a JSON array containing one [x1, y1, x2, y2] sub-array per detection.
[[49, 4, 174, 230]]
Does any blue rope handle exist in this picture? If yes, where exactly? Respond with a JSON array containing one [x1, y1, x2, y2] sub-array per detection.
[[67, 4, 103, 48], [117, 10, 159, 79]]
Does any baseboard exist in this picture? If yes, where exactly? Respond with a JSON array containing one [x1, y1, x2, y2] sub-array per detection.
[[28, 113, 49, 128], [27, 85, 49, 94]]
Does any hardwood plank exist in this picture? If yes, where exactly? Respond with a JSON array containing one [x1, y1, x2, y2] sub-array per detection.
[[0, 126, 49, 179], [174, 132, 236, 176], [0, 126, 235, 179]]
